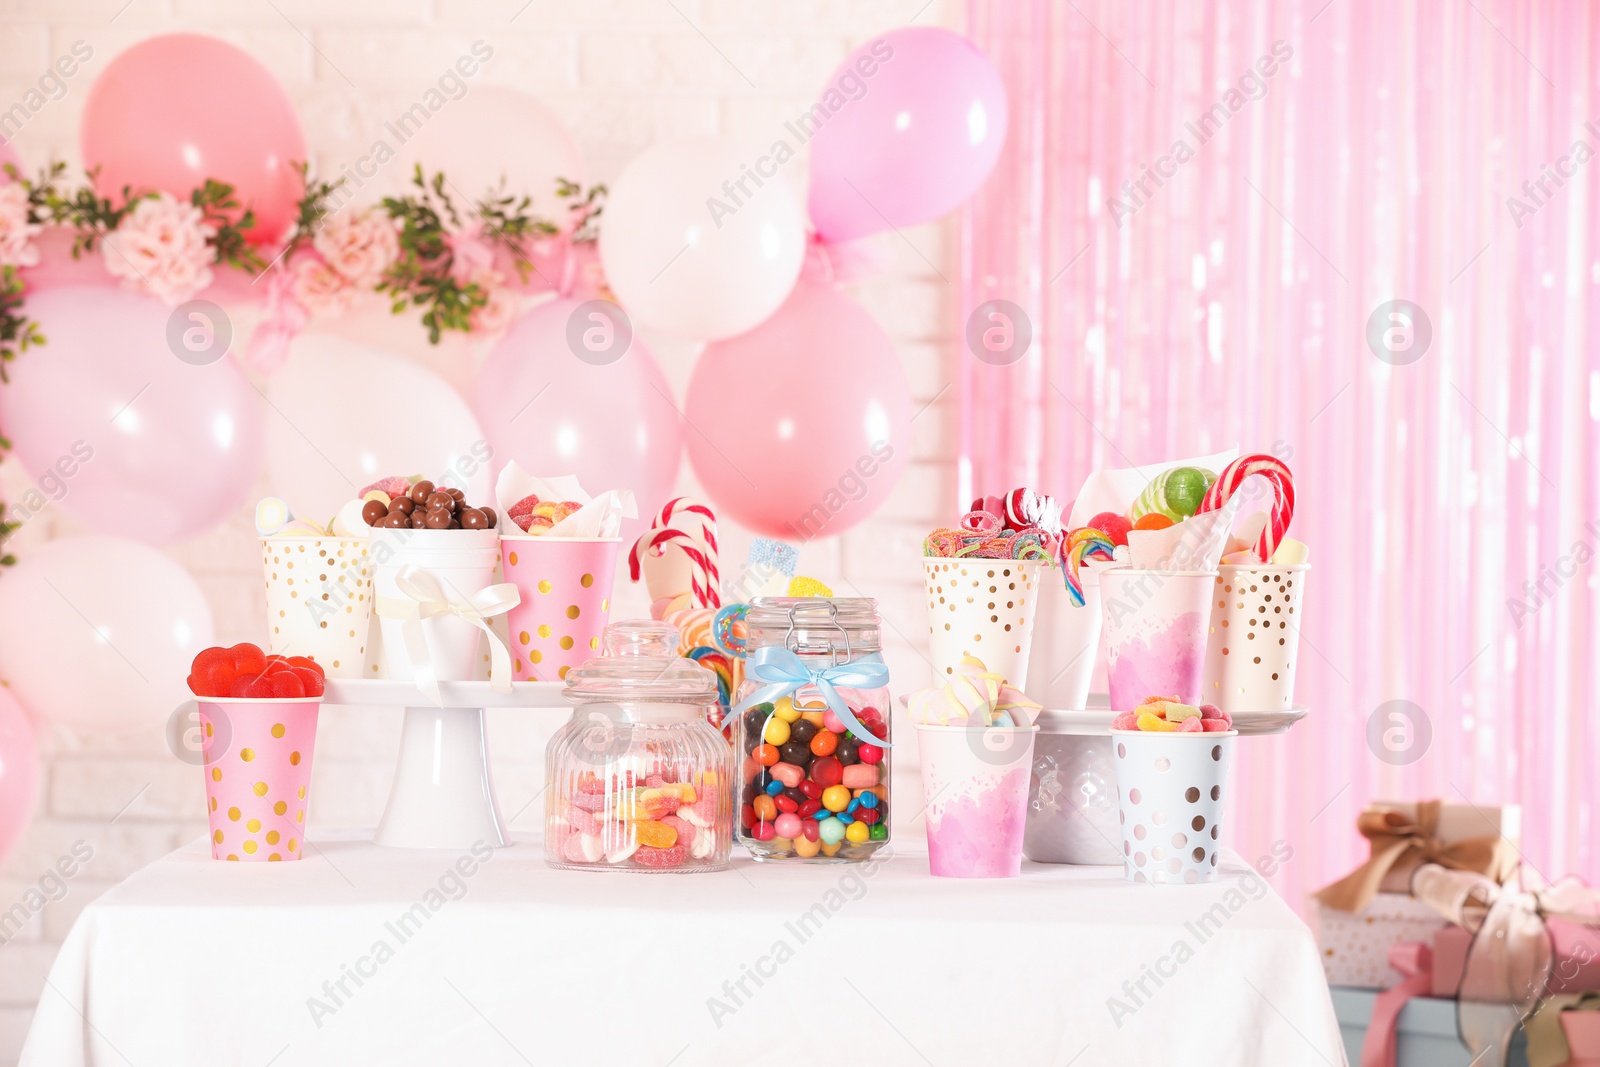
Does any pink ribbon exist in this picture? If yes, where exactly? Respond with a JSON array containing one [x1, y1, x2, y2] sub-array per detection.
[[1361, 942, 1434, 1067]]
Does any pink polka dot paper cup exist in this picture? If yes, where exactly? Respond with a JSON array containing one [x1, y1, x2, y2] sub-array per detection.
[[1099, 568, 1217, 711], [195, 697, 320, 862], [1111, 729, 1235, 885], [500, 536, 621, 683], [915, 723, 1039, 878]]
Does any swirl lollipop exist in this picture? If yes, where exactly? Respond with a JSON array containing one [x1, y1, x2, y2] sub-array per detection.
[[1062, 527, 1116, 606]]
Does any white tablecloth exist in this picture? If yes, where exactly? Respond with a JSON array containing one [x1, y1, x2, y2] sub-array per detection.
[[22, 834, 1344, 1067]]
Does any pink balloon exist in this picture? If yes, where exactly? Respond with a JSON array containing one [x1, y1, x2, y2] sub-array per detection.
[[81, 34, 306, 244], [0, 689, 40, 869], [0, 286, 265, 544], [684, 279, 912, 538], [807, 28, 1008, 243], [472, 299, 683, 541]]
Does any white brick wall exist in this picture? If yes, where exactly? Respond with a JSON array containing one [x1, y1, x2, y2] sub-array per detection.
[[0, 3, 962, 1059]]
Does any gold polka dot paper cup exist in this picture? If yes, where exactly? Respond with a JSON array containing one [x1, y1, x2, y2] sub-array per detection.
[[500, 536, 621, 682], [196, 697, 320, 862], [923, 558, 1042, 689], [1111, 729, 1235, 885], [1203, 564, 1309, 714], [261, 537, 372, 678]]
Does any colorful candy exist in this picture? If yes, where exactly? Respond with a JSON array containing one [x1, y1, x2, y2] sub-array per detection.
[[552, 765, 726, 870], [1196, 454, 1295, 562], [1111, 695, 1233, 733], [1086, 511, 1133, 546], [925, 489, 1065, 562], [187, 642, 325, 699], [737, 697, 890, 858], [1131, 466, 1216, 523], [1062, 527, 1117, 606]]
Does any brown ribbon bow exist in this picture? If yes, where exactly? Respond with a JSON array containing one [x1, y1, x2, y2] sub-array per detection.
[[1314, 799, 1519, 913], [1410, 863, 1600, 1067]]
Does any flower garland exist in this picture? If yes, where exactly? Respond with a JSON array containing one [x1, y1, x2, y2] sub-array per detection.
[[0, 161, 606, 375]]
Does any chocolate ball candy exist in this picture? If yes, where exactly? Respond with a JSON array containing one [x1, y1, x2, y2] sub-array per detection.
[[446, 487, 465, 503], [835, 738, 860, 766], [381, 510, 410, 529], [426, 491, 455, 512], [480, 507, 497, 529], [460, 508, 488, 530], [361, 499, 388, 526], [788, 719, 817, 745], [410, 510, 428, 528], [391, 495, 415, 516], [409, 480, 435, 505], [779, 741, 812, 766], [424, 507, 453, 530]]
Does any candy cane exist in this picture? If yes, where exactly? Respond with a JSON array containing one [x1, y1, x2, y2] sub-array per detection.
[[628, 497, 723, 608], [1195, 454, 1295, 562]]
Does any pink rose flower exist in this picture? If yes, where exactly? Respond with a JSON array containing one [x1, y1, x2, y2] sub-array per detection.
[[448, 221, 497, 284], [469, 269, 520, 334], [100, 192, 216, 305], [312, 209, 398, 289], [0, 182, 42, 269], [288, 253, 352, 316]]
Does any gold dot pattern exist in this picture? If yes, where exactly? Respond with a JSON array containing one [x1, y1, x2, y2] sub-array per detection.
[[204, 709, 315, 863], [1204, 566, 1306, 710], [922, 558, 1040, 678], [501, 548, 617, 682], [261, 537, 371, 676]]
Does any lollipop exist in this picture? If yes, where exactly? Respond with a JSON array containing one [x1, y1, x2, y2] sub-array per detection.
[[1195, 454, 1295, 562], [1062, 527, 1116, 606], [1130, 466, 1216, 523]]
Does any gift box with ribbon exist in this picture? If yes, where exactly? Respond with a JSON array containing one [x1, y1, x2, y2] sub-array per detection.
[[1314, 799, 1523, 990]]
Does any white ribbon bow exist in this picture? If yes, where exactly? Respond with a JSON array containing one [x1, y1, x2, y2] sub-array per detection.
[[374, 565, 521, 705]]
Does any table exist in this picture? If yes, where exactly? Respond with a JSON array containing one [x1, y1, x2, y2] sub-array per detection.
[[22, 834, 1345, 1067]]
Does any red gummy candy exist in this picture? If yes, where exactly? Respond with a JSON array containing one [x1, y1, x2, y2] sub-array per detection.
[[1177, 716, 1204, 733], [1200, 718, 1232, 733], [229, 643, 267, 676], [287, 666, 324, 697], [229, 674, 276, 699], [633, 840, 688, 868], [271, 671, 307, 699], [1087, 511, 1133, 547], [571, 792, 609, 813], [286, 656, 326, 678], [358, 476, 412, 499], [507, 494, 541, 531], [191, 648, 237, 697], [660, 814, 696, 854], [567, 805, 603, 835], [810, 757, 843, 789]]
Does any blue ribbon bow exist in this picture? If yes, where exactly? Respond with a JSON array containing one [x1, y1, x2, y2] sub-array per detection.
[[730, 646, 892, 748]]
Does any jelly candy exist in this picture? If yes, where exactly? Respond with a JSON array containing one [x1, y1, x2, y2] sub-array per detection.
[[1135, 712, 1177, 732], [634, 820, 678, 849], [1177, 716, 1204, 733], [840, 765, 878, 789], [810, 757, 843, 789], [634, 840, 688, 868], [752, 795, 778, 822], [567, 806, 603, 835]]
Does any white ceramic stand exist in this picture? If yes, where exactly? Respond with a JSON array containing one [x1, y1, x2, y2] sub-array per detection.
[[323, 679, 565, 850]]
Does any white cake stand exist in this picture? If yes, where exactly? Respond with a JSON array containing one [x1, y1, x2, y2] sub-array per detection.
[[322, 679, 566, 850]]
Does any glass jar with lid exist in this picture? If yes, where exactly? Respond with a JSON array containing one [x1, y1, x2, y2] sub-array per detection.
[[546, 619, 733, 872], [734, 597, 892, 861]]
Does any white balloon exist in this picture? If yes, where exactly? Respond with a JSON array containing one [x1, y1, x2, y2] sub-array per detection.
[[363, 86, 584, 216], [600, 137, 806, 340], [265, 334, 493, 523], [0, 536, 214, 733]]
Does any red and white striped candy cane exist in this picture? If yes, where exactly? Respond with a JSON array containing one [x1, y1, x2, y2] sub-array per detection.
[[627, 498, 722, 608], [1196, 454, 1295, 562]]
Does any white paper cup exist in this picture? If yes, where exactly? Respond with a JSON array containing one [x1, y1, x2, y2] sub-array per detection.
[[371, 528, 501, 683], [1023, 728, 1121, 865], [916, 723, 1039, 878], [1111, 729, 1235, 884], [1029, 560, 1110, 709], [923, 558, 1044, 689], [1203, 564, 1309, 713], [261, 537, 372, 678], [1099, 568, 1216, 711]]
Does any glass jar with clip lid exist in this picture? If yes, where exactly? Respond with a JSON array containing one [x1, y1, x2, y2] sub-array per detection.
[[733, 597, 892, 861]]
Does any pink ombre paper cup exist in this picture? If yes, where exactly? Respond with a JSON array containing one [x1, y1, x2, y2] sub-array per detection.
[[915, 723, 1038, 878], [197, 697, 320, 862], [500, 536, 621, 682], [1099, 568, 1216, 711]]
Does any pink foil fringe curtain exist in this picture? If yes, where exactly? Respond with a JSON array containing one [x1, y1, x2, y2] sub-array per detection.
[[961, 0, 1598, 906]]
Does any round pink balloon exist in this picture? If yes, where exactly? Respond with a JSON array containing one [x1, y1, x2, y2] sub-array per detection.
[[0, 535, 214, 734], [81, 34, 306, 244], [0, 689, 40, 869], [684, 279, 912, 538], [473, 299, 682, 542], [808, 27, 1008, 244], [0, 286, 265, 544]]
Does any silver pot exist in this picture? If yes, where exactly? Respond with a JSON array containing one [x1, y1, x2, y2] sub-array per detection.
[[1023, 707, 1122, 865]]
